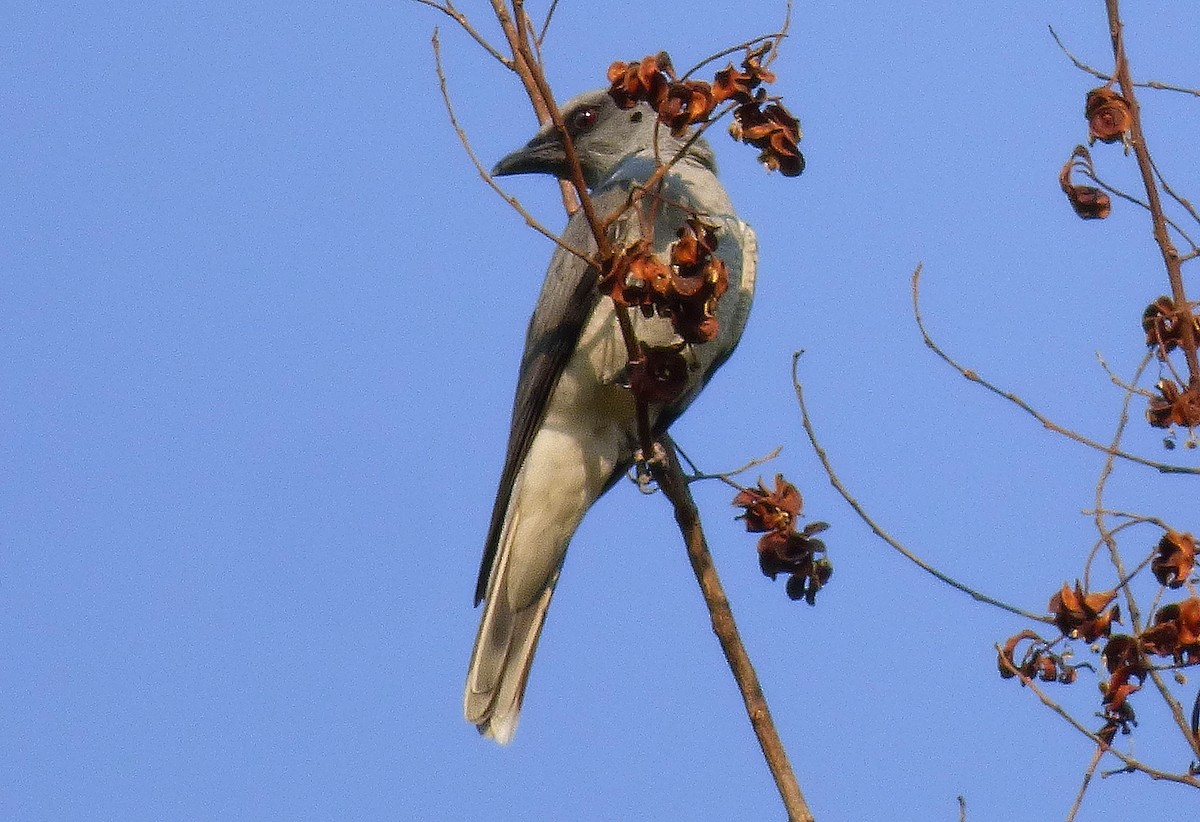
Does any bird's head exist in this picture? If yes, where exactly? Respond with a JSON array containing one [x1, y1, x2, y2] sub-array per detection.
[[491, 88, 713, 189]]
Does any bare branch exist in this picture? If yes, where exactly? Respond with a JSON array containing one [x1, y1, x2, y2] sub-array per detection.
[[1065, 744, 1105, 822], [1048, 25, 1200, 98], [1077, 164, 1200, 256], [680, 35, 784, 82], [431, 30, 590, 261], [536, 0, 559, 48], [996, 647, 1200, 788], [415, 0, 513, 68], [1150, 153, 1200, 237], [653, 436, 815, 822], [792, 352, 1055, 624], [913, 264, 1200, 475], [674, 442, 785, 487], [1105, 2, 1200, 384]]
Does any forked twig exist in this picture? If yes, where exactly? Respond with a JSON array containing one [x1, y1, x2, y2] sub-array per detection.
[[675, 442, 784, 487], [1105, 2, 1200, 384], [431, 31, 591, 262], [416, 0, 513, 68], [1048, 26, 1200, 98]]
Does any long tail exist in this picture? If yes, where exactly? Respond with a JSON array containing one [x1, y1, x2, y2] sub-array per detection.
[[463, 508, 563, 745]]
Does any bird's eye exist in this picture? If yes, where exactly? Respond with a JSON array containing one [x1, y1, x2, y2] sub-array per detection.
[[567, 107, 598, 135]]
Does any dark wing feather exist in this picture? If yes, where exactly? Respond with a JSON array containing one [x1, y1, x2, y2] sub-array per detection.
[[473, 182, 635, 605]]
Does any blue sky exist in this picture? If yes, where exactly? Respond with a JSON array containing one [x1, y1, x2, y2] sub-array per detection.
[[4, 2, 1199, 820]]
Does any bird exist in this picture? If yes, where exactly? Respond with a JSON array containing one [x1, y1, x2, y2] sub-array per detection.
[[464, 87, 758, 744]]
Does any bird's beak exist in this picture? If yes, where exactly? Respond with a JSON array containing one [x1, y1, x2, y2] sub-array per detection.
[[491, 130, 565, 178]]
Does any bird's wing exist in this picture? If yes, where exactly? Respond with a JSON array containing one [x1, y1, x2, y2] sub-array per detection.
[[473, 181, 635, 605]]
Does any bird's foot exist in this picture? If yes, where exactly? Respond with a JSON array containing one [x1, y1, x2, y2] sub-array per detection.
[[633, 441, 669, 494]]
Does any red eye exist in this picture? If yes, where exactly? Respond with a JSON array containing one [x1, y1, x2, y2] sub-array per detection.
[[568, 107, 598, 135]]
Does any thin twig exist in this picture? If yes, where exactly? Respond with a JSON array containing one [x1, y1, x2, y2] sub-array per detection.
[[1077, 166, 1200, 254], [1087, 352, 1151, 591], [415, 0, 514, 68], [912, 264, 1200, 475], [486, 0, 578, 215], [675, 442, 784, 487], [536, 0, 559, 48], [771, 0, 794, 68], [505, 13, 608, 255], [1082, 516, 1159, 593], [996, 647, 1200, 788], [1065, 744, 1105, 822], [431, 30, 590, 261], [680, 34, 784, 82], [1087, 509, 1171, 530], [1048, 25, 1200, 98], [678, 0, 792, 79], [792, 352, 1054, 624], [654, 436, 815, 822], [1149, 154, 1200, 240]]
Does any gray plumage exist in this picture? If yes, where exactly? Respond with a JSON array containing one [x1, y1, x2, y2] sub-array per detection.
[[465, 89, 757, 743]]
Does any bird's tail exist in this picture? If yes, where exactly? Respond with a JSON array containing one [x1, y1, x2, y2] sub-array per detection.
[[463, 526, 562, 745]]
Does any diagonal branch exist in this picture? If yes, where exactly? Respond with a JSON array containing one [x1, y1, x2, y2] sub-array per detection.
[[1104, 2, 1200, 385], [997, 648, 1200, 789], [431, 30, 590, 262], [415, 0, 513, 68], [1048, 26, 1200, 98], [912, 264, 1200, 475], [653, 437, 815, 822], [792, 353, 1055, 624]]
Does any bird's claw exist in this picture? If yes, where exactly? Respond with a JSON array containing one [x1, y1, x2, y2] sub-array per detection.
[[633, 442, 668, 494]]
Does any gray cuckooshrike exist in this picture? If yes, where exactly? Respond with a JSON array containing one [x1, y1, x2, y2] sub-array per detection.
[[465, 88, 757, 743]]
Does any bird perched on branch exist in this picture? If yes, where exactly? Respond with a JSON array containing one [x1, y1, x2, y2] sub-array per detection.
[[464, 88, 757, 743]]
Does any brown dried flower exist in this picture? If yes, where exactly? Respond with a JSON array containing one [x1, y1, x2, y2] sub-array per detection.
[[670, 218, 719, 269], [1141, 296, 1199, 354], [998, 630, 1041, 679], [1064, 184, 1111, 219], [996, 630, 1079, 684], [1049, 583, 1120, 642], [732, 102, 805, 177], [599, 241, 662, 308], [1086, 87, 1133, 145], [1139, 597, 1200, 663], [658, 219, 729, 343], [658, 80, 716, 136], [600, 220, 728, 345], [607, 54, 671, 111], [1147, 379, 1200, 429], [1101, 666, 1141, 717], [626, 345, 690, 405], [784, 551, 832, 606], [712, 46, 777, 105], [1058, 147, 1111, 219], [1151, 530, 1196, 588], [757, 524, 830, 605], [733, 473, 802, 533], [734, 475, 831, 604]]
